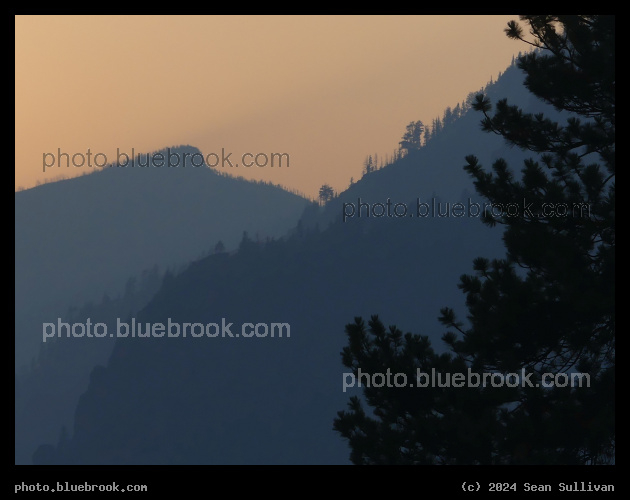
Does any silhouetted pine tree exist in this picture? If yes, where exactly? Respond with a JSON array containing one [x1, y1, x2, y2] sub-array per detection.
[[399, 120, 424, 153], [334, 15, 614, 465], [318, 184, 335, 205], [423, 125, 431, 146]]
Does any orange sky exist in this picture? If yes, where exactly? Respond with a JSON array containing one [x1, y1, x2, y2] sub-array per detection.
[[16, 15, 524, 199]]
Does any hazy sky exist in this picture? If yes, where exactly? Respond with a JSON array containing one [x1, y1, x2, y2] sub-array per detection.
[[16, 15, 524, 199]]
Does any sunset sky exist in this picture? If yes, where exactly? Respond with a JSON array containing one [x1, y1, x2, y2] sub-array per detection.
[[16, 15, 524, 199]]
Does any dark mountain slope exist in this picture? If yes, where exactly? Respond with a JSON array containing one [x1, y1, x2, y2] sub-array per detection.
[[15, 146, 309, 464]]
